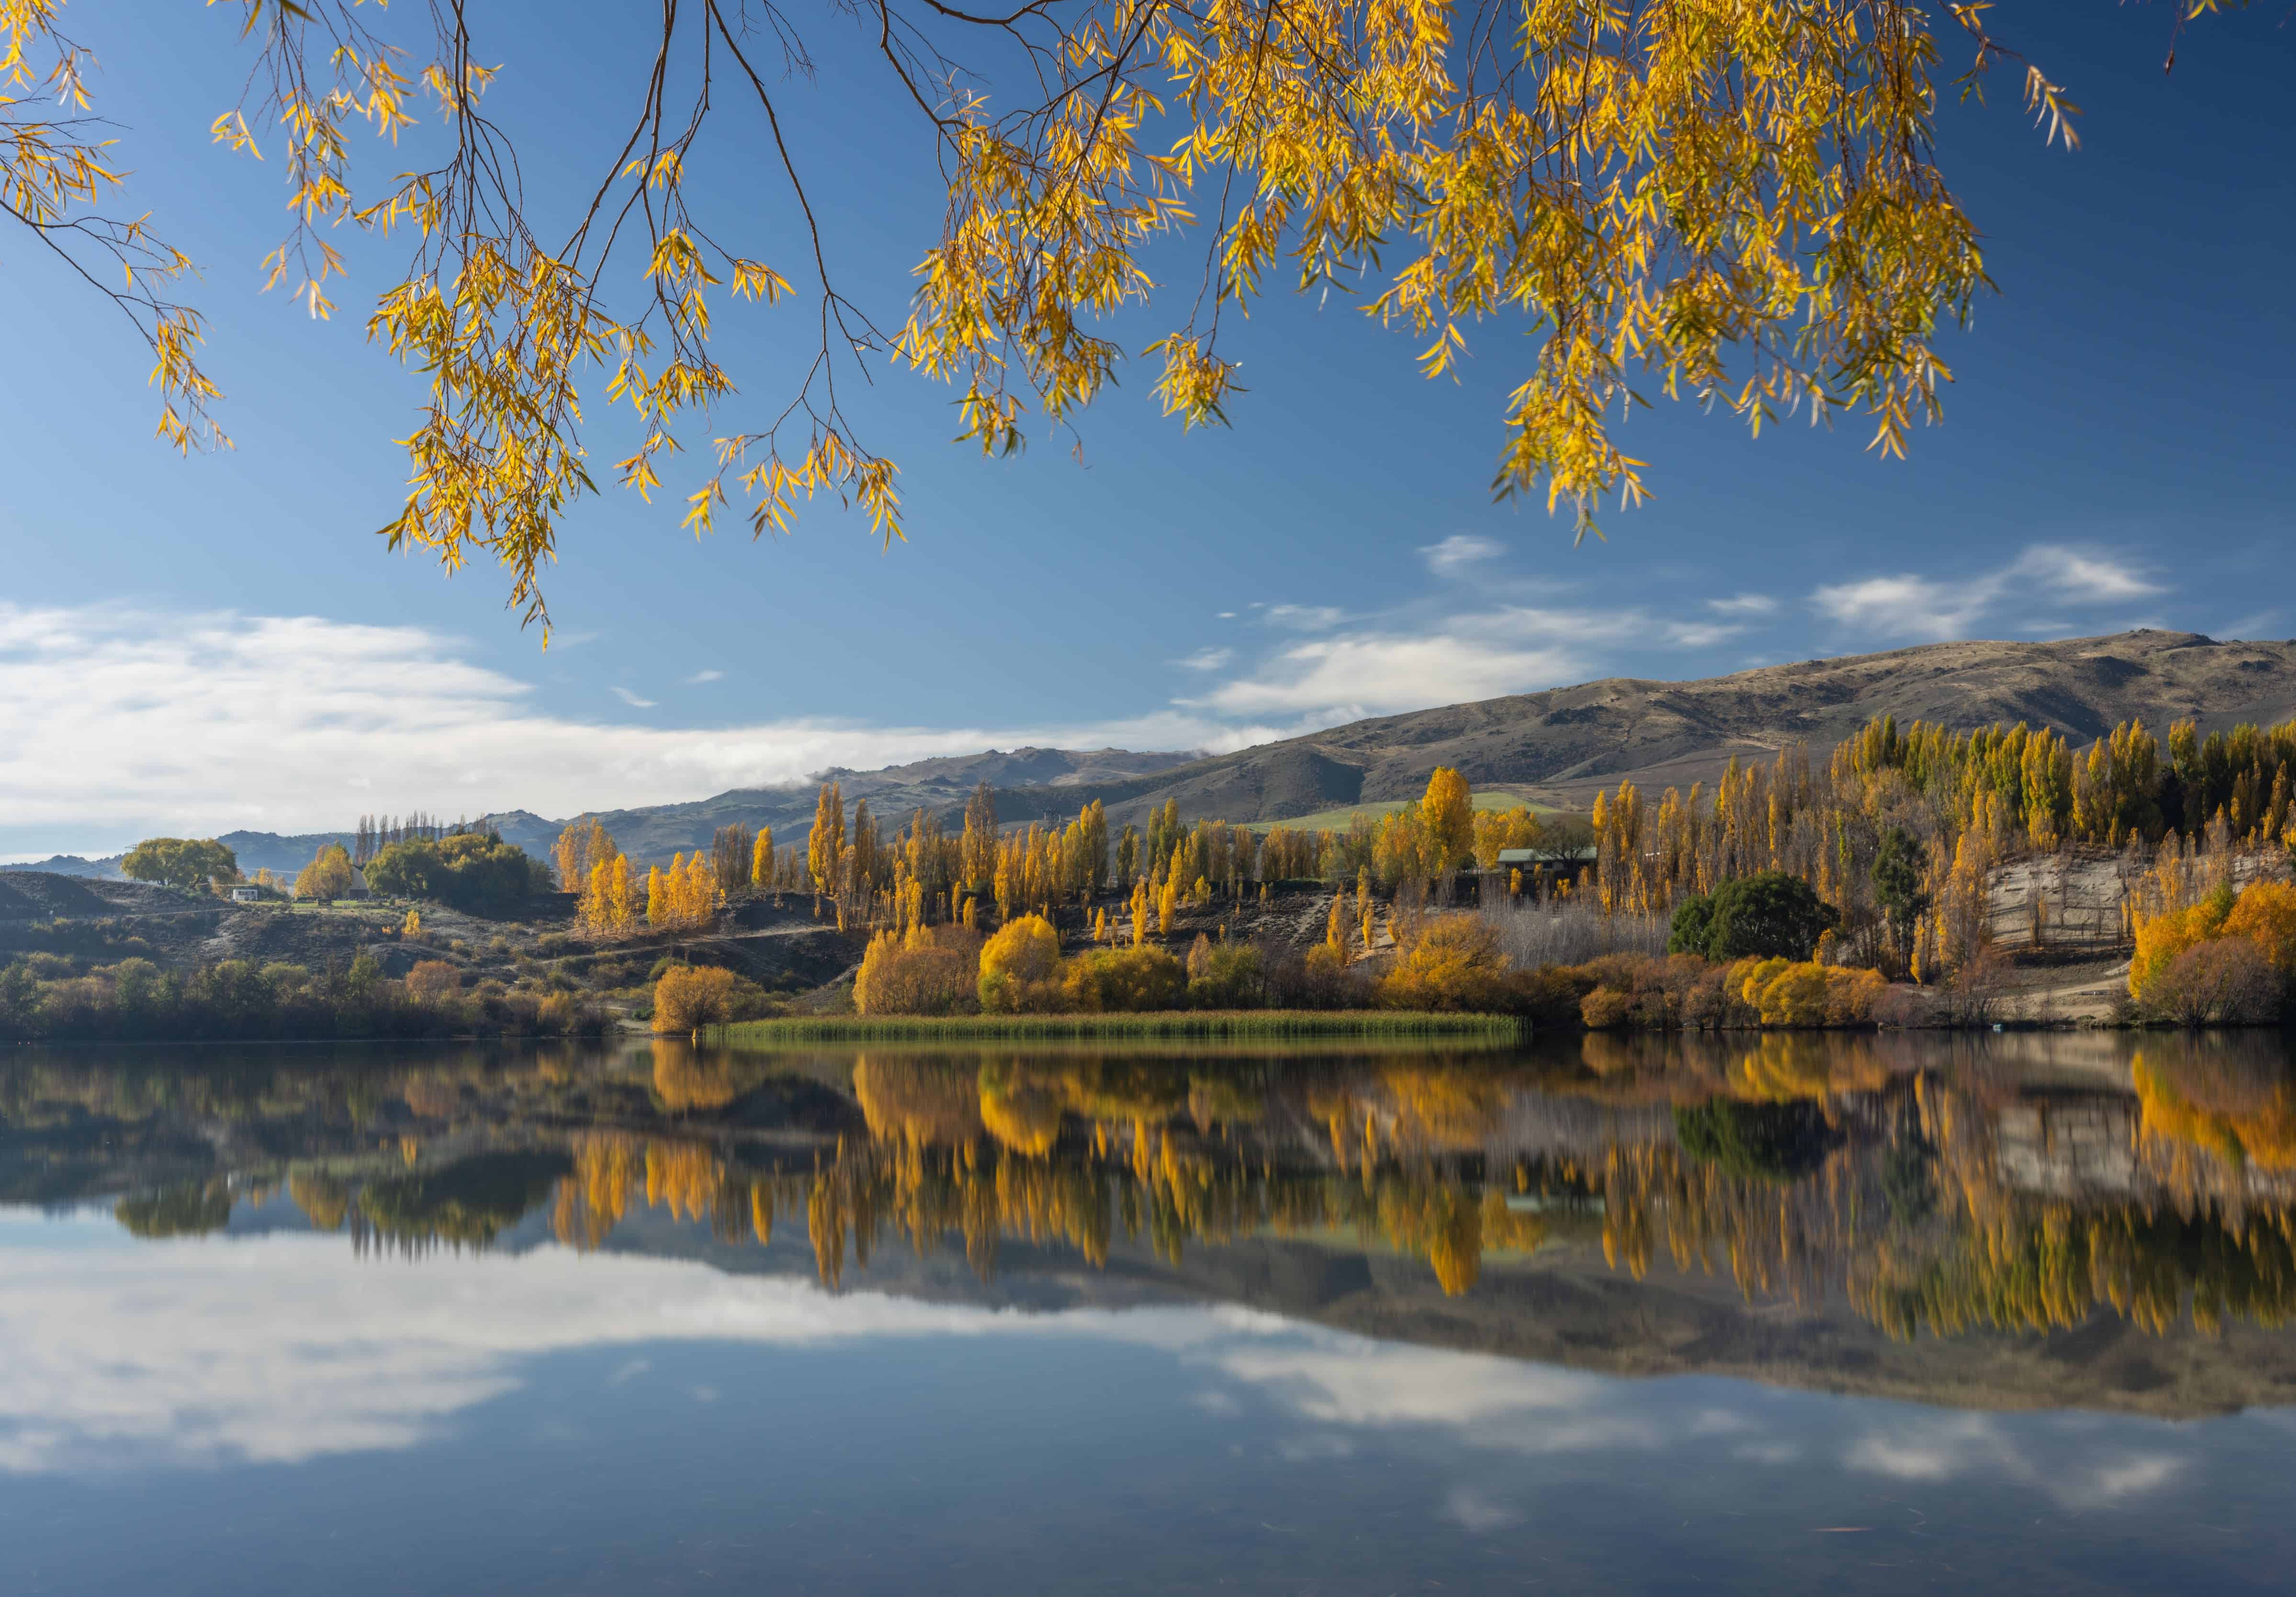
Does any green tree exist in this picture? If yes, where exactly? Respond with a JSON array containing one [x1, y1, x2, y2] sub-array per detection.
[[1871, 827, 1931, 950], [1666, 894, 1716, 957], [122, 837, 239, 893], [1700, 872, 1841, 962], [364, 831, 549, 912]]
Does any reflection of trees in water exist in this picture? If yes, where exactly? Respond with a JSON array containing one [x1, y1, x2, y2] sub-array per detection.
[[2132, 1046, 2296, 1176], [115, 1179, 233, 1238], [30, 1035, 2296, 1338], [1851, 1204, 2296, 1337], [534, 1056, 1561, 1296], [351, 1152, 572, 1258], [288, 1171, 350, 1230]]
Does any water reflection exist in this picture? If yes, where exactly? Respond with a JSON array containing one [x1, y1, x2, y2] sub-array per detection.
[[12, 1035, 2296, 1594], [7, 1031, 2296, 1351]]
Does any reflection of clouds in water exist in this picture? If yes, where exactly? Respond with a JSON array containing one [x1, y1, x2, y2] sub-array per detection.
[[1844, 1414, 2187, 1509], [1273, 1435, 1356, 1462], [0, 1237, 1083, 1473], [1207, 1341, 1616, 1433], [1734, 1440, 1802, 1464], [0, 1229, 1711, 1476], [1441, 1484, 1522, 1533], [0, 1227, 2211, 1512]]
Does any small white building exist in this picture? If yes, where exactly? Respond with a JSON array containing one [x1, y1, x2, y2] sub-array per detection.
[[228, 885, 263, 904]]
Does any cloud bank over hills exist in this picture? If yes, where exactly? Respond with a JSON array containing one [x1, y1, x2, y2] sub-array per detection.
[[0, 540, 2236, 858]]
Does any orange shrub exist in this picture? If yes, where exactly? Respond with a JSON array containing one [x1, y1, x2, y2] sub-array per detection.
[[855, 925, 981, 1016], [2131, 888, 2234, 1001], [2146, 939, 2281, 1026], [2223, 880, 2296, 980], [1579, 985, 1636, 1029], [1379, 914, 1510, 1012], [405, 959, 462, 1003], [653, 965, 737, 1031]]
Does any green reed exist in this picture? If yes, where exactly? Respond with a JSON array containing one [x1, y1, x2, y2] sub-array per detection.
[[710, 1010, 1525, 1043]]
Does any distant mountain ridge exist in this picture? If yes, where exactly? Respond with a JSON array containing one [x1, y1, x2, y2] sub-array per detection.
[[976, 628, 2296, 833], [15, 630, 2295, 876]]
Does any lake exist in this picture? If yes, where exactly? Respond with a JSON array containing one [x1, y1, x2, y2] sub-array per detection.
[[5, 1030, 2296, 1594]]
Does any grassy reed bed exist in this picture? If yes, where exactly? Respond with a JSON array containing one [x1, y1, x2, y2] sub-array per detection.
[[712, 1010, 1524, 1044]]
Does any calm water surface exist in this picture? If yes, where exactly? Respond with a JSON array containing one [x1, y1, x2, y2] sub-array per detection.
[[5, 1031, 2296, 1594]]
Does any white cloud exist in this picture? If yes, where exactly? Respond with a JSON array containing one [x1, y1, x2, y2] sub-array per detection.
[[1187, 631, 1589, 719], [1180, 603, 1686, 722], [1810, 574, 1987, 641], [1172, 646, 1235, 673], [0, 604, 1261, 852], [1262, 604, 1349, 631], [1662, 622, 1745, 650], [610, 686, 658, 709], [2009, 544, 2161, 604], [1811, 544, 2163, 643], [1420, 535, 1505, 578], [684, 670, 724, 685], [1707, 593, 1778, 616]]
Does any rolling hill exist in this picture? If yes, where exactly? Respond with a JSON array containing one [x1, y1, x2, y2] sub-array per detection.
[[979, 628, 2296, 833], [18, 629, 2296, 876]]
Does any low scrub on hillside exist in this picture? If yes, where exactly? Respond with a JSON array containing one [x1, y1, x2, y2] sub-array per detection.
[[0, 953, 609, 1042]]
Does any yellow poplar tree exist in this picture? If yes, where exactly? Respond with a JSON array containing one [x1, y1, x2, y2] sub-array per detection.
[[608, 855, 634, 931], [1422, 768, 1474, 876]]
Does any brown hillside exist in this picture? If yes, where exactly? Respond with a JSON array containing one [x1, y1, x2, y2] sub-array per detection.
[[992, 629, 2296, 830]]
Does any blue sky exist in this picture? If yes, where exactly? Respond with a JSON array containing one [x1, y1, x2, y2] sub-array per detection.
[[3, 0, 2292, 855]]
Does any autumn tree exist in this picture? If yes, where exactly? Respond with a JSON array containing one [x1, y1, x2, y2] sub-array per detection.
[[654, 965, 738, 1032], [809, 783, 846, 900], [1421, 768, 1475, 876], [960, 784, 999, 888], [751, 825, 776, 894], [978, 913, 1061, 1012], [554, 818, 611, 894], [293, 843, 354, 901], [7, 0, 2182, 627], [563, 819, 634, 934]]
